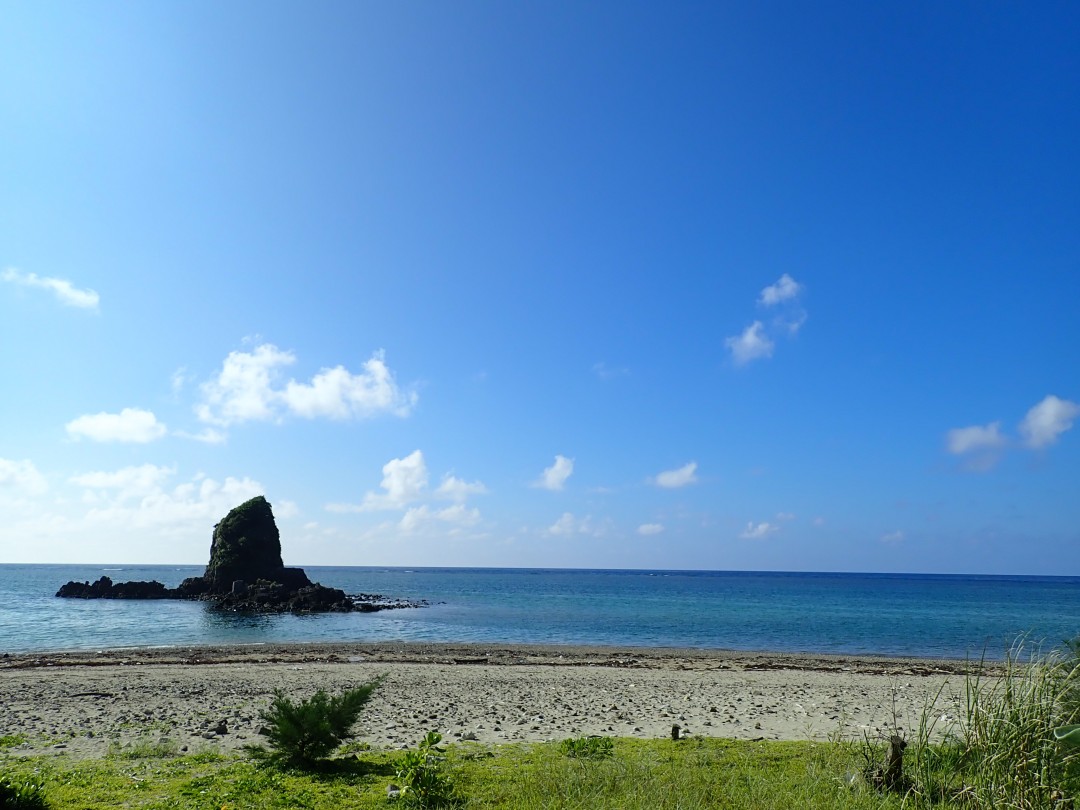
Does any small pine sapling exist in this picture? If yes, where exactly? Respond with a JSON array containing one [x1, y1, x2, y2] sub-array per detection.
[[256, 679, 382, 768]]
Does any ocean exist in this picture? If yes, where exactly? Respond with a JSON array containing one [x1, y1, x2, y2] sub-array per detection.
[[2, 564, 1079, 660]]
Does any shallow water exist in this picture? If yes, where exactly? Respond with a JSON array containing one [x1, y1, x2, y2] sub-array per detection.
[[2, 564, 1079, 659]]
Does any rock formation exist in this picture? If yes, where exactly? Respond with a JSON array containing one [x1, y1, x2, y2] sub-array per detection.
[[176, 496, 312, 597], [56, 496, 417, 614]]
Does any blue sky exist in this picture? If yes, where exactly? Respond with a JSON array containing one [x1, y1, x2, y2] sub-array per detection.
[[2, 2, 1078, 573]]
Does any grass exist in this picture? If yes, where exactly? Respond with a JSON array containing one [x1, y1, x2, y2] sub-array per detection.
[[0, 734, 28, 750], [0, 737, 925, 810], [899, 642, 1080, 808]]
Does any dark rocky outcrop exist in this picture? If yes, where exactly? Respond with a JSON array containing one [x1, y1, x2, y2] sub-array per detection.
[[201, 496, 309, 592], [56, 496, 421, 614], [175, 496, 312, 599], [56, 576, 171, 600]]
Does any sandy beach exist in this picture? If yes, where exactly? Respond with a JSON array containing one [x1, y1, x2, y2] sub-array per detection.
[[0, 643, 976, 759]]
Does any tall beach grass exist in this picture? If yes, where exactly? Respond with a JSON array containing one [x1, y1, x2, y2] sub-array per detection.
[[894, 639, 1080, 808]]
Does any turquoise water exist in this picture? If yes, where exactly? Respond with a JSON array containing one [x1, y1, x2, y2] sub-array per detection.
[[2, 564, 1080, 659]]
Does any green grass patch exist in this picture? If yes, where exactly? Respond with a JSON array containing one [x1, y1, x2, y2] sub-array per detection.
[[0, 738, 933, 810], [0, 734, 28, 750], [558, 735, 614, 760]]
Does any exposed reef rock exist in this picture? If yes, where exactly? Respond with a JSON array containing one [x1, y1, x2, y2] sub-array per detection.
[[56, 496, 421, 614], [56, 577, 171, 600]]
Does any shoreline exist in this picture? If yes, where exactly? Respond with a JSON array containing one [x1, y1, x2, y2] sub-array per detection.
[[1, 642, 978, 759], [0, 640, 980, 674]]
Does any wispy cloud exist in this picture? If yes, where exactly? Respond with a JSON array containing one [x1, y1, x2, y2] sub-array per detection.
[[2, 267, 100, 310], [70, 464, 175, 499], [534, 455, 574, 491], [880, 530, 905, 544], [435, 475, 489, 503], [592, 361, 629, 380], [176, 427, 227, 445], [653, 462, 698, 489], [0, 457, 48, 496], [70, 466, 265, 533], [946, 422, 1006, 455], [399, 503, 481, 533], [547, 512, 607, 537], [637, 522, 665, 536], [740, 521, 778, 539], [66, 408, 167, 443]]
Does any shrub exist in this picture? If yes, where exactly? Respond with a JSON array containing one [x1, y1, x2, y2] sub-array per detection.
[[559, 736, 615, 760], [392, 731, 457, 808], [255, 679, 381, 768], [0, 774, 48, 810]]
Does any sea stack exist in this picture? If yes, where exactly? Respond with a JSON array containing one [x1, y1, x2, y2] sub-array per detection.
[[187, 496, 311, 594], [57, 496, 392, 613]]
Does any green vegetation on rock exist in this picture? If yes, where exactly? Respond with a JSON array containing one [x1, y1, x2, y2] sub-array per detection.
[[203, 496, 285, 591]]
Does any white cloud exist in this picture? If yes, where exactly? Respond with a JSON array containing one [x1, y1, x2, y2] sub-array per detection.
[[79, 473, 263, 535], [812, 516, 826, 527], [0, 458, 48, 496], [547, 512, 606, 537], [637, 523, 665, 536], [171, 367, 192, 396], [435, 475, 488, 503], [196, 344, 415, 427], [725, 321, 774, 365], [740, 521, 778, 539], [946, 421, 1006, 455], [177, 427, 227, 445], [72, 468, 265, 534], [534, 455, 574, 491], [881, 530, 905, 544], [2, 267, 100, 310], [654, 461, 698, 489], [776, 512, 796, 521], [399, 504, 481, 533], [281, 352, 417, 420], [1, 466, 297, 562], [70, 464, 174, 499], [759, 274, 802, 306], [276, 500, 300, 519], [1019, 395, 1079, 449], [548, 512, 577, 536], [324, 501, 364, 514], [358, 450, 428, 511], [781, 311, 808, 335], [196, 344, 296, 426], [66, 408, 167, 443], [325, 451, 487, 526]]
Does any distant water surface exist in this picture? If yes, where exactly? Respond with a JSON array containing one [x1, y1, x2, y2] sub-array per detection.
[[2, 565, 1079, 659]]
